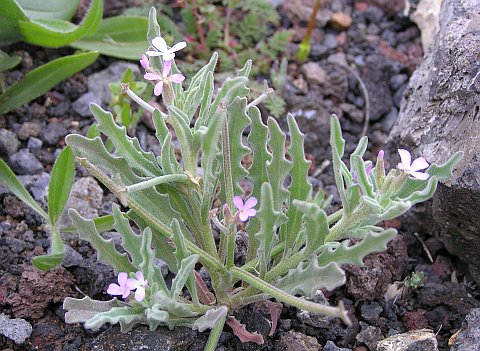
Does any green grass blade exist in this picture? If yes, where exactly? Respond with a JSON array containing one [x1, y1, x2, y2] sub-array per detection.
[[0, 51, 98, 114], [48, 146, 74, 225]]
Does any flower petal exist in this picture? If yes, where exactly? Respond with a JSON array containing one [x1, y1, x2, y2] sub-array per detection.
[[162, 52, 175, 61], [140, 55, 149, 69], [238, 211, 249, 222], [162, 60, 172, 76], [152, 36, 168, 53], [233, 196, 244, 210], [410, 171, 429, 180], [145, 50, 162, 57], [398, 149, 412, 169], [365, 162, 373, 177], [136, 271, 145, 283], [107, 283, 123, 296], [117, 272, 128, 286], [169, 74, 185, 84], [144, 72, 162, 81], [244, 197, 257, 210], [154, 81, 164, 96], [168, 41, 187, 53], [245, 208, 256, 218], [135, 287, 146, 302], [410, 157, 429, 172], [126, 278, 139, 290]]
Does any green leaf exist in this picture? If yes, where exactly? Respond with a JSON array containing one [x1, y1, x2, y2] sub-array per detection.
[[145, 305, 170, 330], [0, 0, 28, 45], [292, 200, 329, 255], [153, 111, 182, 175], [152, 291, 198, 318], [168, 106, 195, 173], [140, 227, 168, 292], [245, 106, 271, 261], [18, 0, 102, 47], [85, 306, 145, 332], [91, 103, 161, 177], [71, 16, 149, 60], [18, 0, 79, 20], [0, 51, 98, 115], [275, 261, 345, 297], [64, 296, 124, 324], [61, 213, 120, 233], [0, 158, 48, 220], [351, 155, 374, 198], [266, 117, 292, 215], [193, 306, 228, 332], [48, 146, 74, 225], [330, 115, 349, 213], [170, 255, 199, 299], [255, 183, 283, 272], [32, 226, 64, 270], [219, 97, 250, 201], [283, 114, 312, 253], [318, 228, 397, 267], [112, 204, 142, 267], [69, 209, 135, 274], [147, 7, 161, 44], [0, 50, 21, 73]]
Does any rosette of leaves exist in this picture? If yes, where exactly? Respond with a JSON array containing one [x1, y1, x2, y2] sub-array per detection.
[[0, 8, 462, 351]]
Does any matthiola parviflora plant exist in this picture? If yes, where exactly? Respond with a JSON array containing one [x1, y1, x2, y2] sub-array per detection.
[[0, 8, 462, 351]]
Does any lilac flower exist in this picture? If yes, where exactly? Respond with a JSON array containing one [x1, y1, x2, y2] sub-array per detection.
[[397, 149, 429, 180], [146, 36, 187, 61], [126, 271, 148, 302], [144, 60, 185, 96], [107, 272, 131, 299], [140, 54, 149, 70], [233, 196, 257, 222], [352, 162, 372, 180]]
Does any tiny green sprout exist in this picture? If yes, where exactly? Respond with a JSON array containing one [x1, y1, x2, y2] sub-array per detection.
[[404, 271, 425, 290]]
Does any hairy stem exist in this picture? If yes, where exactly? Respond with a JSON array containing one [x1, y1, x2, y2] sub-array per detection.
[[204, 310, 227, 351]]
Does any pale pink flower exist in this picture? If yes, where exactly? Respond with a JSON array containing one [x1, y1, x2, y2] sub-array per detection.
[[144, 60, 185, 96], [377, 150, 384, 160], [140, 54, 149, 70], [107, 272, 131, 299], [126, 271, 148, 302], [146, 36, 187, 61], [397, 149, 429, 180], [233, 196, 257, 222]]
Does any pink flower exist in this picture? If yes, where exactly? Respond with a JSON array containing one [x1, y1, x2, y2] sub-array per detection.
[[146, 36, 187, 61], [107, 272, 131, 299], [140, 54, 149, 70], [397, 149, 429, 180], [144, 60, 185, 96], [126, 271, 148, 302], [233, 196, 257, 222], [377, 150, 384, 161]]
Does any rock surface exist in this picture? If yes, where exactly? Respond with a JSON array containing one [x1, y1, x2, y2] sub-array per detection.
[[0, 313, 32, 345], [275, 331, 322, 350], [387, 0, 480, 285], [450, 308, 480, 351], [376, 329, 438, 351]]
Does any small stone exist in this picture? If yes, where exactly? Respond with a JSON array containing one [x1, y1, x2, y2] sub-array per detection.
[[27, 137, 43, 150], [18, 122, 41, 140], [340, 103, 364, 124], [0, 237, 28, 253], [329, 12, 353, 30], [0, 128, 21, 157], [324, 340, 352, 351], [275, 331, 322, 351], [356, 322, 384, 351], [450, 308, 480, 351], [381, 108, 398, 133], [8, 149, 43, 175], [154, 258, 169, 277], [301, 62, 327, 85], [30, 172, 50, 203], [361, 302, 383, 323], [324, 33, 339, 49], [377, 329, 438, 351], [390, 74, 409, 90], [72, 92, 102, 117], [0, 313, 32, 345], [62, 245, 85, 268], [39, 122, 68, 145]]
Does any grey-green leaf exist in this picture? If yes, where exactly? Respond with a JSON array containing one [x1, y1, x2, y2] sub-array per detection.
[[64, 296, 124, 324], [193, 306, 228, 332]]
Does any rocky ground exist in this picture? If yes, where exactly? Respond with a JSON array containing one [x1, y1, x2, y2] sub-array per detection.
[[1, 0, 479, 350]]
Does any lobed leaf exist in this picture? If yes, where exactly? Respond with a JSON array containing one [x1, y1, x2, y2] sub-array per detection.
[[275, 261, 345, 297], [193, 306, 228, 332], [170, 255, 199, 299], [85, 306, 145, 332], [64, 296, 124, 324], [140, 227, 168, 292], [69, 209, 135, 274], [330, 115, 350, 213], [292, 200, 329, 255]]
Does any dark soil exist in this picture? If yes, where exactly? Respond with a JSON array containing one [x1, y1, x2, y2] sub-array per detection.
[[1, 1, 478, 350]]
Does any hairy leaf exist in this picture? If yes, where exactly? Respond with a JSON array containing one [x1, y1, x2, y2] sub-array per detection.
[[292, 200, 329, 255], [85, 306, 145, 332], [152, 292, 197, 318], [275, 261, 345, 297], [64, 296, 124, 324], [193, 306, 228, 332], [140, 227, 168, 292], [171, 255, 199, 299]]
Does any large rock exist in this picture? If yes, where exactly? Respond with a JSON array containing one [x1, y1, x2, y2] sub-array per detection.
[[450, 308, 480, 351], [386, 0, 480, 284]]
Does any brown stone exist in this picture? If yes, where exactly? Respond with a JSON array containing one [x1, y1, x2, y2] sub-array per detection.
[[18, 122, 41, 140], [329, 12, 353, 30], [301, 62, 327, 85]]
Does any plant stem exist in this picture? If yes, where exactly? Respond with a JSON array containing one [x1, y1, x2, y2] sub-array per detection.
[[121, 174, 188, 193], [204, 310, 227, 351]]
